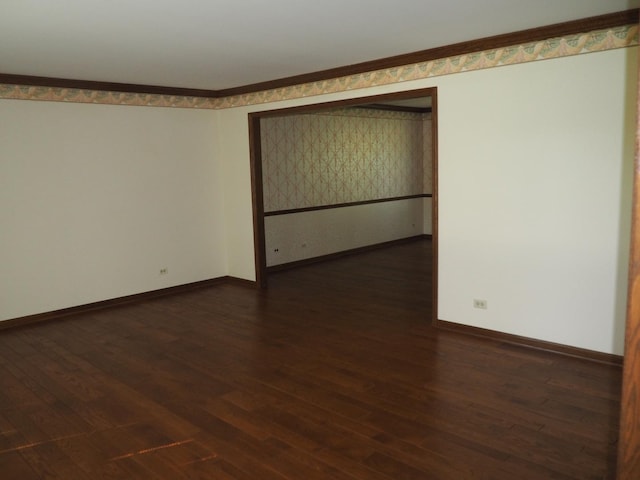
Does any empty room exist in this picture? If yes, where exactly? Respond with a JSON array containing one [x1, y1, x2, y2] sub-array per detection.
[[1, 1, 640, 479]]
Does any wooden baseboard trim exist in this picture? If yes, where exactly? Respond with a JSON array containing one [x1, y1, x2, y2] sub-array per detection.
[[267, 235, 432, 273], [0, 276, 257, 331], [434, 319, 623, 366], [224, 276, 259, 288]]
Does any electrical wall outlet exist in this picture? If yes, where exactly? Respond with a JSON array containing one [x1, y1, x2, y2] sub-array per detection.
[[159, 268, 168, 275], [473, 299, 487, 309]]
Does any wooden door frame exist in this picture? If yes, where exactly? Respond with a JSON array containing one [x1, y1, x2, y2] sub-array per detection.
[[617, 43, 640, 480], [248, 87, 438, 312]]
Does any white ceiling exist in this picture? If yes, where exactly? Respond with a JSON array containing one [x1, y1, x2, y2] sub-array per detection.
[[1, 0, 638, 91]]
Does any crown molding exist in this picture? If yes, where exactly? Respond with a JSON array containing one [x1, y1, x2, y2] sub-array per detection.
[[217, 8, 639, 97], [0, 73, 221, 98], [0, 9, 636, 99]]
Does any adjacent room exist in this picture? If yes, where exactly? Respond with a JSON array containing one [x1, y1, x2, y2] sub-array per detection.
[[257, 94, 433, 274]]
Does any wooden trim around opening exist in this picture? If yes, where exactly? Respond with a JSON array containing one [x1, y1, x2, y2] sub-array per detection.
[[430, 89, 439, 326], [249, 114, 268, 288], [0, 10, 636, 98], [434, 319, 623, 366], [358, 104, 432, 114], [248, 86, 438, 289], [264, 194, 433, 217], [0, 276, 257, 332], [267, 235, 431, 273], [617, 16, 640, 477]]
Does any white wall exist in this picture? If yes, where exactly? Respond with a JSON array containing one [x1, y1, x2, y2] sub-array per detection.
[[265, 198, 425, 266], [216, 108, 256, 280], [0, 100, 226, 321], [437, 49, 636, 355], [220, 47, 637, 354]]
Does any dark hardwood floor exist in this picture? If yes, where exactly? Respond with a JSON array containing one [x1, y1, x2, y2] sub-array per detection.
[[0, 239, 621, 479]]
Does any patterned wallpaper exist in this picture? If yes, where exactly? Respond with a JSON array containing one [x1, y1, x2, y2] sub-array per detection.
[[0, 25, 635, 108], [261, 108, 432, 212], [423, 115, 433, 194]]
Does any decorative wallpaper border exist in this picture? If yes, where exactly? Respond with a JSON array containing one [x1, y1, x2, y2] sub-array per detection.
[[0, 25, 636, 109], [0, 84, 218, 109]]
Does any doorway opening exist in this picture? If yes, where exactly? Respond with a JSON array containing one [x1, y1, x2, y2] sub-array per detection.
[[248, 87, 438, 322]]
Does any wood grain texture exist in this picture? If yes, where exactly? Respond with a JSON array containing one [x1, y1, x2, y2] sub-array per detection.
[[249, 114, 268, 289], [617, 37, 640, 480], [430, 88, 440, 326], [0, 240, 622, 479]]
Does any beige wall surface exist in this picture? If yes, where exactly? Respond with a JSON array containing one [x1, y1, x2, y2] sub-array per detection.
[[265, 198, 426, 267], [435, 48, 636, 355], [0, 100, 226, 321]]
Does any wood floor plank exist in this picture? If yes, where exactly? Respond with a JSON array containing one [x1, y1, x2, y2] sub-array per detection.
[[0, 450, 41, 480], [0, 239, 621, 478]]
